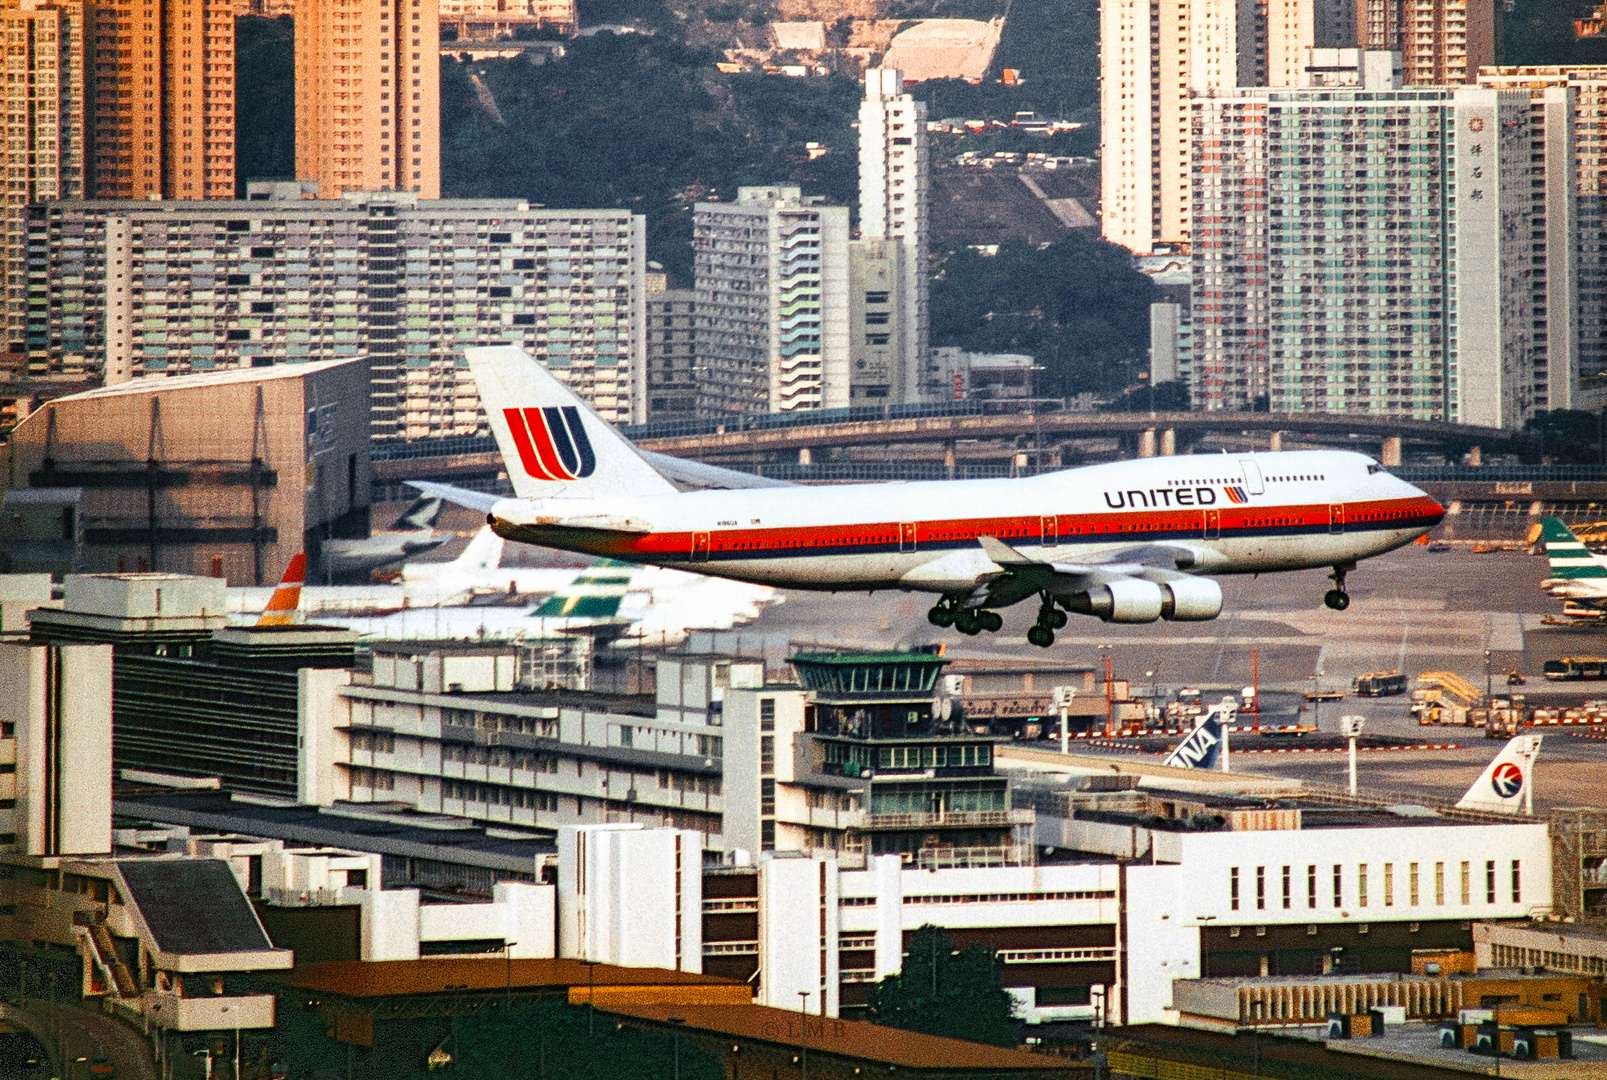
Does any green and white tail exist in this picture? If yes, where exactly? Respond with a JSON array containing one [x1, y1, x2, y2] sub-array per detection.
[[532, 561, 638, 619], [1539, 518, 1607, 582]]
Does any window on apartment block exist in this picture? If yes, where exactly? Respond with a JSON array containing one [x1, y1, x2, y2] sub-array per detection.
[[1230, 866, 1239, 911], [1511, 859, 1521, 904], [1282, 865, 1291, 910], [1256, 866, 1266, 910], [1307, 865, 1317, 909], [1461, 861, 1471, 905], [1333, 864, 1343, 908], [1487, 860, 1497, 904], [1358, 864, 1369, 907]]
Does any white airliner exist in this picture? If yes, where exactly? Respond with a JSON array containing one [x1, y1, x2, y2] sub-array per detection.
[[416, 346, 1446, 647], [228, 527, 590, 618]]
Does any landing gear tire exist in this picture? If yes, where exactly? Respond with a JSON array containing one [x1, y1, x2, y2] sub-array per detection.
[[978, 610, 1004, 633], [928, 604, 955, 627], [1325, 564, 1352, 611], [1044, 607, 1067, 629], [954, 611, 982, 635], [1027, 625, 1055, 648]]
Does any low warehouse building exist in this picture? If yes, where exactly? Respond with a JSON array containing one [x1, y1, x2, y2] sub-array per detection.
[[1, 359, 371, 585]]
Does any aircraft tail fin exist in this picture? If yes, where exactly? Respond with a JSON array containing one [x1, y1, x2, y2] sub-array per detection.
[[394, 494, 445, 531], [1163, 711, 1225, 770], [257, 553, 306, 627], [1539, 518, 1607, 581], [1454, 734, 1543, 813], [531, 560, 637, 619], [449, 526, 505, 574], [466, 345, 676, 500]]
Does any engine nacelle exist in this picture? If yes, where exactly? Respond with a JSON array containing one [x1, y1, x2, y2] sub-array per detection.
[[1160, 577, 1223, 621], [1068, 578, 1165, 623]]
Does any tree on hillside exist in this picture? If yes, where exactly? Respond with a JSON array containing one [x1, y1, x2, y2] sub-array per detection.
[[930, 235, 1156, 398], [440, 35, 858, 281], [865, 925, 1019, 1047], [1525, 409, 1605, 464]]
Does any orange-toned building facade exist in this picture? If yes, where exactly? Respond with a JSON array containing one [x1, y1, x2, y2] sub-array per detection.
[[88, 0, 236, 199], [294, 0, 440, 198]]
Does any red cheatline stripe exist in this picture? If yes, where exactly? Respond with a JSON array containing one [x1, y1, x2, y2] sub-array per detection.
[[613, 496, 1444, 558]]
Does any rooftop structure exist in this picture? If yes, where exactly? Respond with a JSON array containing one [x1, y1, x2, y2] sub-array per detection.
[[610, 1002, 1083, 1078], [0, 853, 291, 1031]]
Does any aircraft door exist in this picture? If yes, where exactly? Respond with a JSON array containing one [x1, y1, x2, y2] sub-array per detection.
[[1239, 460, 1265, 495], [1204, 509, 1220, 539], [691, 531, 711, 561], [1329, 504, 1345, 535], [899, 522, 917, 552], [1040, 516, 1057, 545]]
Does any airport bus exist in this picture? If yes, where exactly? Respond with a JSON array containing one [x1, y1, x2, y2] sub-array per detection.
[[1542, 656, 1607, 681], [1353, 670, 1408, 697]]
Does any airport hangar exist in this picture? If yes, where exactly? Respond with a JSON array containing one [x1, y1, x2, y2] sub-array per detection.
[[0, 359, 371, 585]]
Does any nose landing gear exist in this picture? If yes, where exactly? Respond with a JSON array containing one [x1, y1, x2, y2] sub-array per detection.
[[1324, 564, 1352, 611]]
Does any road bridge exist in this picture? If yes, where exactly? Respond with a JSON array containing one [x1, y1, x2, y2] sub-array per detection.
[[629, 409, 1526, 468]]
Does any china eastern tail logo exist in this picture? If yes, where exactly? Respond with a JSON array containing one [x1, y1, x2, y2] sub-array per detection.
[[503, 407, 597, 481], [1490, 761, 1524, 799], [1222, 486, 1251, 505]]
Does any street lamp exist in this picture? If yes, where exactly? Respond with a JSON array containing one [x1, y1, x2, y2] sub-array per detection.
[[667, 1017, 687, 1080], [1485, 648, 1494, 703], [504, 941, 518, 1006], [584, 959, 597, 1036], [798, 990, 812, 1080]]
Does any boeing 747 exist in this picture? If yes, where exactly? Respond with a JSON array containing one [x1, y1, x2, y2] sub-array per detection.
[[415, 347, 1446, 647]]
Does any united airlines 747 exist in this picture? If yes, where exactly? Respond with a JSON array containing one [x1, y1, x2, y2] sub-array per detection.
[[416, 347, 1446, 648]]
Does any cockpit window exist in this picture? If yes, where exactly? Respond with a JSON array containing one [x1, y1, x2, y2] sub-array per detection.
[[1367, 464, 1383, 475]]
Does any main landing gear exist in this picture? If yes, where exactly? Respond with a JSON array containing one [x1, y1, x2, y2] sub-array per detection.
[[927, 598, 1002, 635], [1027, 592, 1068, 649], [1324, 564, 1352, 611]]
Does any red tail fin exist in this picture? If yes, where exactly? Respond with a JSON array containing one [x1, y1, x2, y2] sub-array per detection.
[[258, 553, 306, 627]]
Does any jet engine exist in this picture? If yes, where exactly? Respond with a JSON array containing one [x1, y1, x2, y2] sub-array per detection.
[[1063, 576, 1224, 623], [1068, 578, 1166, 623], [1159, 577, 1223, 621]]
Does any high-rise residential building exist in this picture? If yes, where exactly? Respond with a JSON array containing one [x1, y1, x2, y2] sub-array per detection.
[[295, 0, 440, 198], [23, 190, 647, 442], [847, 240, 905, 404], [1480, 66, 1607, 410], [858, 68, 928, 401], [693, 186, 849, 415], [1099, 0, 1356, 254], [1192, 74, 1539, 427], [86, 0, 236, 200], [1356, 0, 1494, 84], [644, 272, 698, 423], [1, 0, 85, 366]]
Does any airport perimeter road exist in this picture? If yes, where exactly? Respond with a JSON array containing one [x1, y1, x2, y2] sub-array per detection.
[[19, 1001, 158, 1080]]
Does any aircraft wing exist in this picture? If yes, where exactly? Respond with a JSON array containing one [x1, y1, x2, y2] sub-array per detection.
[[406, 480, 503, 515], [899, 535, 1227, 621]]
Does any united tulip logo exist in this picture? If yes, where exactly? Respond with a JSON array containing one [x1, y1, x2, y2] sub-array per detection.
[[503, 406, 597, 481]]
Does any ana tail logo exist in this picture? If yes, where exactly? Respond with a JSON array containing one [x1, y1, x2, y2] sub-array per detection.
[[503, 406, 597, 482], [1490, 761, 1524, 799], [1223, 486, 1249, 505]]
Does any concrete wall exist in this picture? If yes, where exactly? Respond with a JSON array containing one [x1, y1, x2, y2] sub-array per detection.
[[0, 642, 113, 856], [758, 853, 840, 1016], [558, 824, 702, 971]]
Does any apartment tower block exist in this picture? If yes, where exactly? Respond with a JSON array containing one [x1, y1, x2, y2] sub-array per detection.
[[1192, 73, 1538, 427], [2, 0, 85, 365], [295, 0, 441, 198], [858, 68, 928, 401]]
